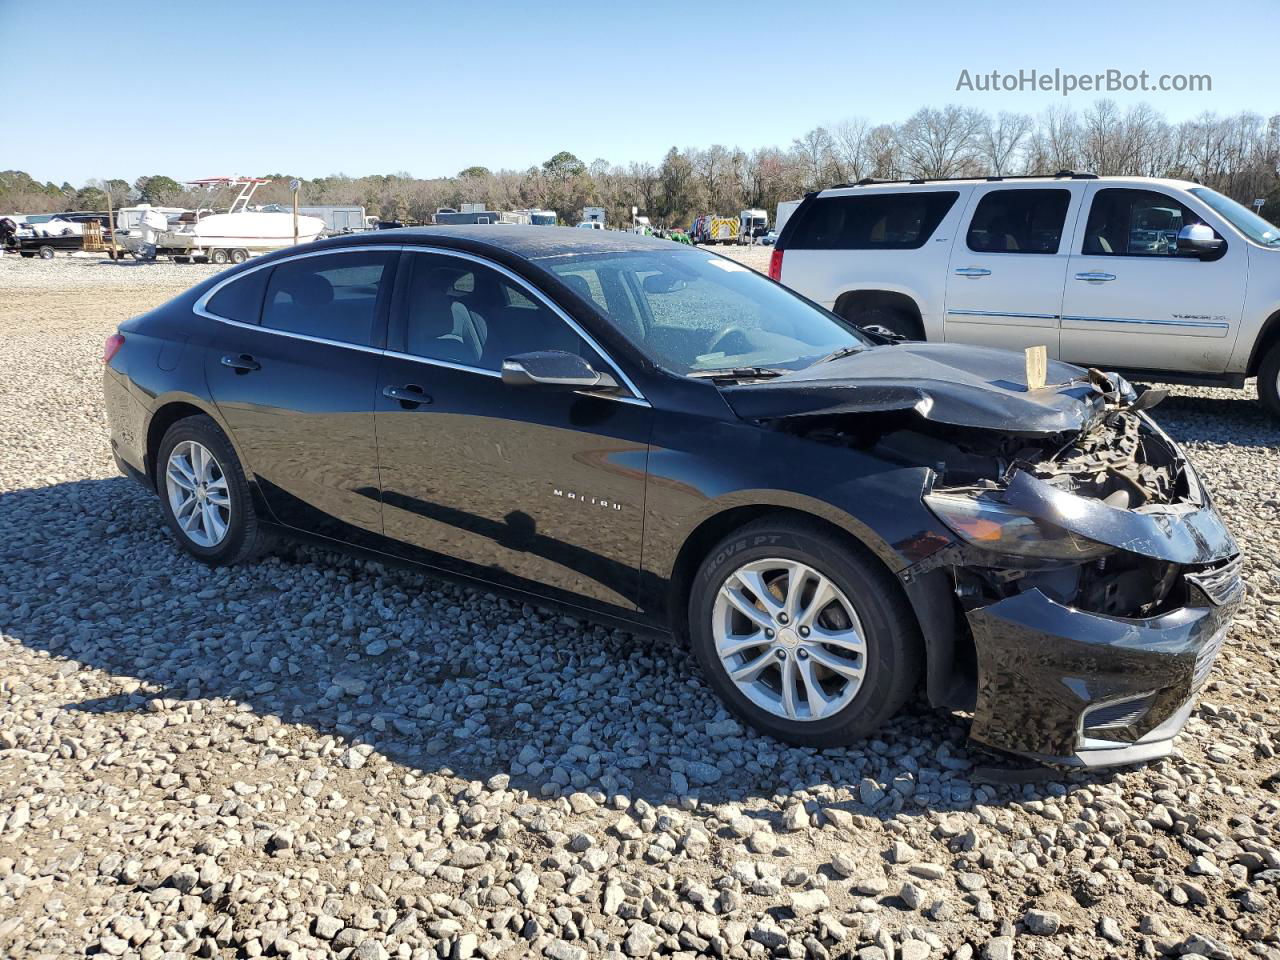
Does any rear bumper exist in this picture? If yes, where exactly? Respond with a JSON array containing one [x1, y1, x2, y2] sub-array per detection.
[[965, 584, 1238, 767]]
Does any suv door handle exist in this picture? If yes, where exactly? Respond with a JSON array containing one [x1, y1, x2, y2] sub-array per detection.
[[383, 384, 432, 407], [954, 267, 991, 277], [220, 353, 260, 373], [1074, 272, 1117, 282]]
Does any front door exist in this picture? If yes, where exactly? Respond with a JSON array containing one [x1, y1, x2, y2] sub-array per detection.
[[943, 185, 1080, 357], [1059, 186, 1248, 372], [202, 248, 397, 544], [374, 250, 653, 615]]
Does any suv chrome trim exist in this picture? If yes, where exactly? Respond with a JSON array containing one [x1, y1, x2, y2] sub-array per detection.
[[191, 242, 650, 407], [1062, 314, 1230, 331]]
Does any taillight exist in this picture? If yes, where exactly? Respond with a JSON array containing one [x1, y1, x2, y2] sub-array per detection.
[[103, 333, 125, 364], [768, 248, 783, 281]]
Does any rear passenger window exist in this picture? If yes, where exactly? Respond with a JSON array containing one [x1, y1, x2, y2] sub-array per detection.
[[787, 191, 958, 250], [261, 252, 394, 346], [966, 189, 1071, 254], [205, 268, 267, 324]]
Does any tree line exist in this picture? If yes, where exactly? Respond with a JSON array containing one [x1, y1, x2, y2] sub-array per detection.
[[4, 101, 1278, 228]]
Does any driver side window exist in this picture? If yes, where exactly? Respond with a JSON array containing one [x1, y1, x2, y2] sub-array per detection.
[[396, 253, 602, 372], [1082, 189, 1211, 258]]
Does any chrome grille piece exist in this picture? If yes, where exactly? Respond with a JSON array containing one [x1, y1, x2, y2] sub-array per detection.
[[1192, 625, 1229, 692], [1185, 554, 1244, 606]]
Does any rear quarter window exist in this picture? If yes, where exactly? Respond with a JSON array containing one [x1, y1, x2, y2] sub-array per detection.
[[205, 268, 268, 325], [787, 191, 959, 250]]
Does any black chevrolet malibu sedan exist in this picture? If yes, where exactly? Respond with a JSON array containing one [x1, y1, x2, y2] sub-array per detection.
[[102, 226, 1242, 767]]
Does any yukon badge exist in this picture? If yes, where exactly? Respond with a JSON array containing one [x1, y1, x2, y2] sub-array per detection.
[[553, 488, 622, 511]]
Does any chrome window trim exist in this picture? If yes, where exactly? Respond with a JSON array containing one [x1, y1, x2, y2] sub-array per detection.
[[193, 242, 650, 408], [192, 244, 404, 330]]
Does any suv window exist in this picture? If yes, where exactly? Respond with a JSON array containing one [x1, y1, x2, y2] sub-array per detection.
[[967, 189, 1071, 254], [206, 268, 268, 325], [260, 251, 394, 345], [398, 253, 598, 371], [1082, 188, 1211, 257], [787, 191, 958, 250]]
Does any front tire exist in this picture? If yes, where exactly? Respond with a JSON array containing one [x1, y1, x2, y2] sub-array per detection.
[[156, 415, 266, 565], [210, 248, 229, 265], [38, 245, 55, 260], [688, 516, 922, 747], [1258, 341, 1280, 419]]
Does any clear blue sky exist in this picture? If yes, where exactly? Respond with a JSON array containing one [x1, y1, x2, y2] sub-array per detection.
[[1, 0, 1272, 185]]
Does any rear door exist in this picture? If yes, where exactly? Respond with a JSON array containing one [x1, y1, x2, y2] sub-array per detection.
[[201, 247, 397, 545], [1059, 185, 1247, 372], [373, 249, 652, 615], [943, 185, 1081, 356]]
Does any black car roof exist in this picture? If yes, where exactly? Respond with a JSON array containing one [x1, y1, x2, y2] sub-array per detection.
[[318, 224, 677, 260]]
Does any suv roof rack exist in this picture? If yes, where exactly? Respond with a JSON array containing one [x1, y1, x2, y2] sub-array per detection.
[[829, 170, 1098, 189]]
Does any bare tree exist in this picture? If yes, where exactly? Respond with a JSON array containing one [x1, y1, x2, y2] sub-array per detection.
[[979, 112, 1033, 176], [895, 106, 985, 178], [791, 126, 837, 190]]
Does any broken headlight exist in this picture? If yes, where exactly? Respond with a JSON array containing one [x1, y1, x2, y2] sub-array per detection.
[[925, 490, 1111, 561]]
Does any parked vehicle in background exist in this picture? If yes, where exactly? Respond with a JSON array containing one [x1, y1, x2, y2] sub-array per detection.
[[513, 208, 558, 226], [771, 173, 1280, 416], [760, 230, 779, 246], [739, 208, 768, 243], [576, 221, 604, 230], [261, 204, 368, 234], [580, 206, 606, 226], [101, 225, 1241, 768], [7, 232, 84, 258], [435, 208, 505, 225], [775, 199, 802, 236], [698, 216, 739, 245]]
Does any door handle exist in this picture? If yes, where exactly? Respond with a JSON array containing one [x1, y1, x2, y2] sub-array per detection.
[[220, 353, 260, 373], [954, 267, 991, 278], [1074, 272, 1117, 282], [383, 384, 432, 407]]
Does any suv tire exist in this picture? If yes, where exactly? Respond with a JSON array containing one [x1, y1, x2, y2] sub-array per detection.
[[688, 515, 922, 747], [156, 415, 268, 565], [1260, 341, 1280, 419]]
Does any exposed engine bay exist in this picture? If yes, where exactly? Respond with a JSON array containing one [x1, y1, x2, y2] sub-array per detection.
[[761, 369, 1207, 619]]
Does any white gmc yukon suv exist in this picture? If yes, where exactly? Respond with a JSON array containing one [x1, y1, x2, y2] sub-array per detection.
[[769, 173, 1280, 414]]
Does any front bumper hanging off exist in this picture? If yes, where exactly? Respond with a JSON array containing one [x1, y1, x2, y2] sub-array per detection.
[[966, 578, 1239, 767], [955, 463, 1242, 768]]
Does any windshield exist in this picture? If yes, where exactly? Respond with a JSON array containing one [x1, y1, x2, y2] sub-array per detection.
[[1189, 187, 1280, 246], [543, 249, 867, 375]]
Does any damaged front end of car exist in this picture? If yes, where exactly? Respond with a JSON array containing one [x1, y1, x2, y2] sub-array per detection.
[[728, 350, 1243, 767], [915, 380, 1242, 766]]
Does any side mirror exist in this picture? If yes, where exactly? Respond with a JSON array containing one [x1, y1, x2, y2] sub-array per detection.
[[1177, 223, 1225, 260], [501, 350, 619, 392]]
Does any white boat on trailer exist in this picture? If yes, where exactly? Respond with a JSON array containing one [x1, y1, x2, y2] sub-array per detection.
[[127, 177, 326, 263]]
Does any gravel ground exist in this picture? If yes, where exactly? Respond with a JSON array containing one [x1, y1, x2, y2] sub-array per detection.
[[0, 252, 1278, 960]]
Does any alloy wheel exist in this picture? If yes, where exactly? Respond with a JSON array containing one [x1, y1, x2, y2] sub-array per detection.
[[712, 558, 866, 721], [165, 440, 231, 547]]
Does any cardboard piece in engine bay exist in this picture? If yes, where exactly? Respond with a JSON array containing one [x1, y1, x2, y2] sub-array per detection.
[[724, 342, 1243, 767]]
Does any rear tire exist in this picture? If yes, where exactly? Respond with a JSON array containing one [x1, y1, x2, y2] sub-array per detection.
[[156, 415, 267, 566], [687, 515, 923, 747], [1258, 341, 1280, 419], [230, 248, 249, 264], [38, 245, 55, 260], [210, 248, 229, 265], [845, 304, 923, 340]]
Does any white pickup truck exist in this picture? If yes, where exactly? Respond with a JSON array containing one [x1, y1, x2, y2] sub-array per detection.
[[769, 174, 1280, 414]]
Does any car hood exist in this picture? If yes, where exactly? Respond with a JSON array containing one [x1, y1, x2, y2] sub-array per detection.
[[721, 342, 1108, 436]]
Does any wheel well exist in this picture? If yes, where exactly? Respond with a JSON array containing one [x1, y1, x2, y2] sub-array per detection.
[[833, 289, 922, 327], [1246, 309, 1280, 377], [667, 505, 903, 636], [145, 402, 206, 486]]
